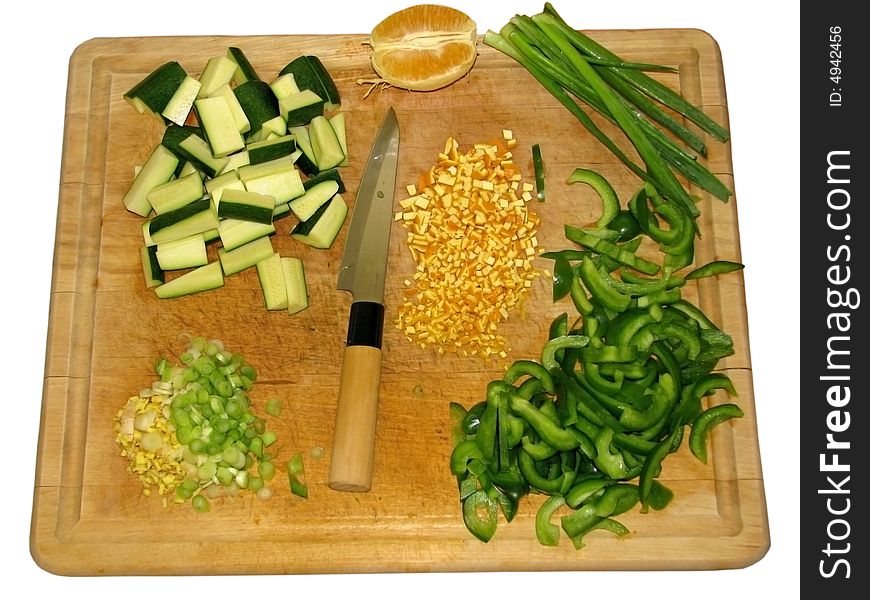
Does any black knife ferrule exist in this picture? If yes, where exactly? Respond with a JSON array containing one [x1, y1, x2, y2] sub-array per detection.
[[346, 301, 385, 348]]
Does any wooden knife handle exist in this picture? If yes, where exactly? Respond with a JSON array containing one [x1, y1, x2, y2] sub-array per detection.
[[328, 302, 385, 492]]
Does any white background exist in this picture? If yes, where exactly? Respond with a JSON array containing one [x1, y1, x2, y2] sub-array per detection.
[[1, 0, 799, 596]]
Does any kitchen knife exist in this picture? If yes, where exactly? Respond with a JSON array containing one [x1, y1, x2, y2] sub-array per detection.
[[328, 107, 400, 492]]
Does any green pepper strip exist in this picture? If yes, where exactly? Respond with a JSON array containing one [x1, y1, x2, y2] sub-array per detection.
[[509, 393, 578, 451], [572, 414, 601, 441], [596, 265, 673, 297], [611, 431, 658, 455], [451, 439, 488, 476], [593, 427, 635, 479], [599, 361, 649, 380], [535, 494, 566, 546], [581, 345, 638, 363], [621, 268, 686, 289], [657, 322, 702, 360], [549, 312, 569, 339], [619, 372, 678, 431], [503, 359, 556, 394], [541, 334, 590, 372], [645, 479, 675, 511], [516, 377, 544, 400], [487, 483, 519, 523], [583, 362, 625, 396], [607, 309, 658, 347], [554, 375, 578, 426], [496, 401, 512, 472], [551, 255, 574, 301], [638, 427, 681, 512], [475, 401, 498, 464], [578, 257, 633, 313], [685, 260, 745, 280], [449, 401, 467, 446], [565, 225, 661, 275], [636, 287, 683, 308], [594, 483, 640, 517], [689, 403, 744, 464], [521, 435, 558, 461], [462, 490, 499, 543], [560, 504, 607, 549], [565, 476, 611, 508], [629, 185, 685, 246], [540, 249, 589, 262], [461, 400, 486, 435], [458, 474, 478, 500], [517, 449, 565, 493], [567, 167, 620, 229], [569, 273, 596, 315], [571, 374, 627, 432], [532, 143, 546, 201]]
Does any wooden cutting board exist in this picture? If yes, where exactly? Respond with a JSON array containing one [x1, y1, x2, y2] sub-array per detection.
[[30, 29, 769, 575]]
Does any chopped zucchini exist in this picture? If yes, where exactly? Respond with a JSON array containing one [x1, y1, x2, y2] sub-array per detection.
[[146, 171, 204, 214], [155, 261, 224, 299], [156, 234, 209, 270], [246, 135, 297, 165], [124, 61, 188, 118], [309, 115, 345, 171], [217, 188, 275, 224], [123, 144, 179, 217], [204, 170, 245, 210], [282, 257, 309, 315], [227, 47, 260, 85], [218, 218, 275, 252], [218, 235, 275, 276], [234, 80, 279, 138], [270, 73, 300, 99], [288, 179, 339, 221], [290, 193, 348, 249], [210, 83, 251, 134], [278, 89, 325, 127], [256, 252, 288, 310], [140, 245, 164, 288], [303, 167, 346, 193], [329, 112, 349, 167], [195, 96, 245, 157], [148, 198, 220, 245], [287, 125, 319, 176], [279, 55, 340, 111], [198, 55, 238, 98]]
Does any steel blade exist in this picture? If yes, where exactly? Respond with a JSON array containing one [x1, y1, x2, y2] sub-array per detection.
[[336, 108, 400, 304]]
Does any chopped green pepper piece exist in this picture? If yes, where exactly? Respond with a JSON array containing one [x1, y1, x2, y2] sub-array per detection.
[[462, 490, 499, 542], [566, 167, 619, 228], [532, 143, 546, 201], [565, 225, 661, 275], [685, 260, 745, 279], [689, 403, 744, 464], [535, 494, 567, 546]]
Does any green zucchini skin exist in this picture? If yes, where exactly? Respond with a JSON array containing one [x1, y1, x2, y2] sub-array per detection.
[[233, 81, 279, 136], [291, 193, 348, 249], [279, 55, 340, 110], [303, 167, 346, 193], [124, 61, 188, 114], [227, 47, 261, 84]]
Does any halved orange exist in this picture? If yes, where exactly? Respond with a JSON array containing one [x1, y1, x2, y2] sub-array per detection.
[[368, 4, 478, 92]]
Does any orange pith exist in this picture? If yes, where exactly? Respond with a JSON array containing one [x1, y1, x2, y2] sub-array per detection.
[[368, 4, 478, 92]]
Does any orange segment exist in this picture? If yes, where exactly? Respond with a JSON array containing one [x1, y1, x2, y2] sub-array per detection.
[[368, 4, 478, 92]]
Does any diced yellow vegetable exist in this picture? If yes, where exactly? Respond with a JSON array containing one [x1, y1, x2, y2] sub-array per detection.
[[394, 135, 543, 361]]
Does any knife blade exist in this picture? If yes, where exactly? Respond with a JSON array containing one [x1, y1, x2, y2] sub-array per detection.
[[328, 107, 400, 492]]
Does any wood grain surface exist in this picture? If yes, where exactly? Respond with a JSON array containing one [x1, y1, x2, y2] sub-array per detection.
[[30, 30, 769, 575]]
